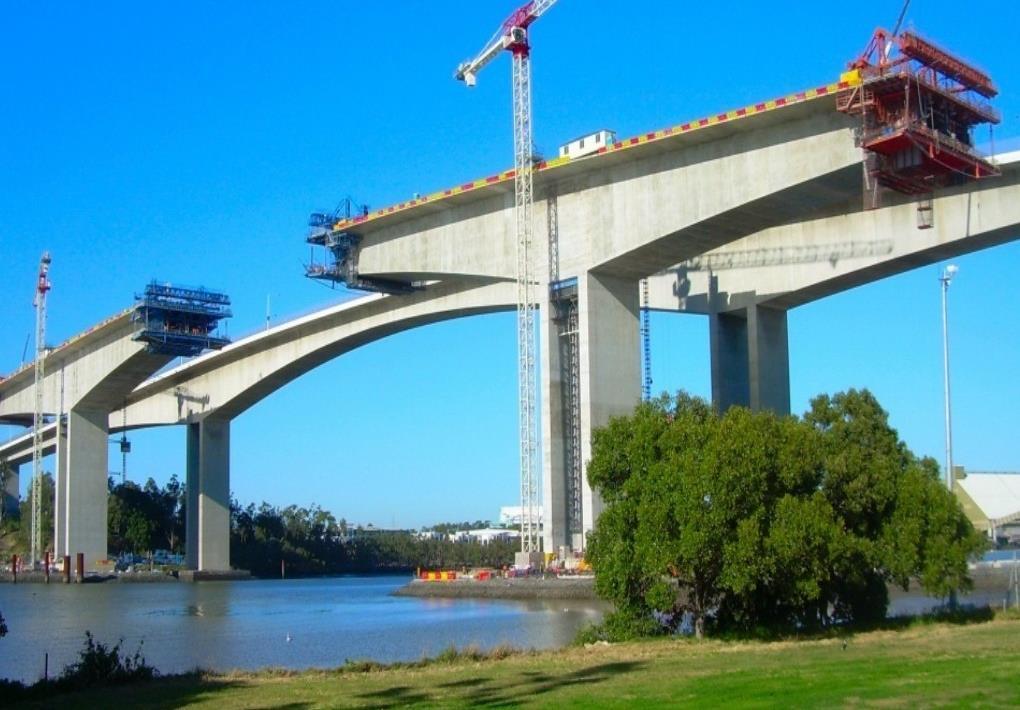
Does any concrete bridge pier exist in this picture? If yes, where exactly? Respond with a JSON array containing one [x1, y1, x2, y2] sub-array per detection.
[[186, 416, 231, 572], [542, 271, 642, 554], [57, 407, 111, 567], [54, 417, 67, 558], [709, 303, 790, 415]]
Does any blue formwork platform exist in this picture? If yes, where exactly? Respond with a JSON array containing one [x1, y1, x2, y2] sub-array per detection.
[[133, 282, 232, 357]]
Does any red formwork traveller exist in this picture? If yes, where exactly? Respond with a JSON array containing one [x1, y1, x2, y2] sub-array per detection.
[[836, 27, 1000, 202]]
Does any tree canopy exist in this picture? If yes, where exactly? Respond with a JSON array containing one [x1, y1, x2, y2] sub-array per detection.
[[230, 500, 516, 577], [586, 390, 985, 638], [108, 477, 185, 555]]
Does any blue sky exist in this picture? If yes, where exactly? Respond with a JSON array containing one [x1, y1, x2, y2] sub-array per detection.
[[2, 1, 1018, 528]]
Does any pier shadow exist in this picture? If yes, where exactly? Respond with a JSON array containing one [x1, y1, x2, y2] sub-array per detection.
[[3, 675, 264, 710], [355, 660, 646, 708], [356, 684, 432, 706]]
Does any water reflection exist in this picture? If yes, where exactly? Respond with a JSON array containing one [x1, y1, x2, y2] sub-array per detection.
[[0, 576, 608, 684]]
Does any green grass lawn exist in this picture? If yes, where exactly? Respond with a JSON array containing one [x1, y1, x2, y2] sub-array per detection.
[[19, 616, 1020, 708]]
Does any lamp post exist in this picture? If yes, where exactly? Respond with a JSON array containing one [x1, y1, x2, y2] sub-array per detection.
[[940, 264, 958, 491]]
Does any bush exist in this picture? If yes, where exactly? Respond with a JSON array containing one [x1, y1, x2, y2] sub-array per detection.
[[575, 610, 668, 644], [54, 631, 157, 690], [0, 677, 28, 702]]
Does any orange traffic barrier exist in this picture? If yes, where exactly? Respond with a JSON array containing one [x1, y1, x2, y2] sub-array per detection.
[[419, 571, 457, 581]]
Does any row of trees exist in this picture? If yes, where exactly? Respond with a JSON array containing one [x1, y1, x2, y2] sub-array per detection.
[[0, 472, 515, 575], [0, 475, 186, 559], [112, 479, 517, 574], [587, 390, 985, 639], [109, 477, 185, 555], [0, 471, 54, 555], [230, 502, 516, 577]]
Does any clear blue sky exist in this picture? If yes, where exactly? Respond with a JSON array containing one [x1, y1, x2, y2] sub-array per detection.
[[2, 1, 1018, 529]]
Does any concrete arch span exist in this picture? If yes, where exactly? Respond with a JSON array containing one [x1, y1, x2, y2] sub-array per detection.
[[105, 279, 516, 572], [116, 279, 516, 430]]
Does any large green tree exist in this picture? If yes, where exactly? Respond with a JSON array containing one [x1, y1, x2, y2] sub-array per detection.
[[586, 390, 985, 639], [108, 477, 186, 555], [0, 457, 15, 526]]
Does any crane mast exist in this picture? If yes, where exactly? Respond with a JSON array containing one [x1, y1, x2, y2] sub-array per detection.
[[456, 0, 557, 557], [30, 251, 52, 568]]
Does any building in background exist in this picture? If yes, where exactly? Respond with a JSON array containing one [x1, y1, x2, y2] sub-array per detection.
[[954, 469, 1020, 544], [499, 505, 544, 528]]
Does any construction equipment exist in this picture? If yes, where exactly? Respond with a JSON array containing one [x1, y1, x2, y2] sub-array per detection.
[[117, 406, 130, 484], [641, 279, 652, 401], [456, 0, 558, 560], [30, 251, 52, 568], [305, 198, 421, 294], [837, 27, 999, 211], [133, 282, 232, 357], [550, 277, 582, 550]]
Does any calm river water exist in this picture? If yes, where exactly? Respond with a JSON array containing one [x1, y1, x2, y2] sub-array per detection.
[[0, 576, 607, 684]]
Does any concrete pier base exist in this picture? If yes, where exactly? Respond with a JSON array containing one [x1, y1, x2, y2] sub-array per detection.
[[186, 417, 231, 572]]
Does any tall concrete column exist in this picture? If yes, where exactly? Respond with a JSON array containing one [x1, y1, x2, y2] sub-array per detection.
[[710, 304, 790, 414], [580, 272, 642, 541], [63, 407, 109, 568], [540, 297, 569, 554], [54, 415, 68, 558], [543, 271, 642, 554], [186, 417, 231, 571]]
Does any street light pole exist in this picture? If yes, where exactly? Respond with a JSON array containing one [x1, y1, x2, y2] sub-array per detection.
[[940, 264, 958, 491]]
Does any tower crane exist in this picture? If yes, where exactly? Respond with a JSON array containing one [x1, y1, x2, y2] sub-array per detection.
[[456, 0, 557, 558], [31, 251, 52, 568]]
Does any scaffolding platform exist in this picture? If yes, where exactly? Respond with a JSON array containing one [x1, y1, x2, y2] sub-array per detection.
[[305, 211, 421, 295], [837, 28, 1000, 199], [133, 282, 232, 356]]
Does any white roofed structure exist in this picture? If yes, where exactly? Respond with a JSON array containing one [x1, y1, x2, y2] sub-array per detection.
[[955, 471, 1020, 536]]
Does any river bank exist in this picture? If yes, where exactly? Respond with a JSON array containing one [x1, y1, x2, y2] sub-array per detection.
[[0, 569, 251, 584], [0, 575, 604, 684], [7, 612, 1019, 708], [394, 575, 600, 600], [394, 563, 1018, 604]]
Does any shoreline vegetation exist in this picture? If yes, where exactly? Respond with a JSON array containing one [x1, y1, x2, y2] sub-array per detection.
[[0, 472, 521, 580], [2, 609, 1018, 707]]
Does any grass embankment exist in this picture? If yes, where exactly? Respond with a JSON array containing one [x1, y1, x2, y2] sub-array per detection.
[[17, 614, 1020, 708]]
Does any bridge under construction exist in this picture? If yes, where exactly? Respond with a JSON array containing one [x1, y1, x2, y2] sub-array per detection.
[[0, 19, 1014, 573]]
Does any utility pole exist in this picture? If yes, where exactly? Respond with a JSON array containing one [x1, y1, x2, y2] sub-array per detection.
[[940, 264, 958, 491], [31, 252, 52, 568]]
